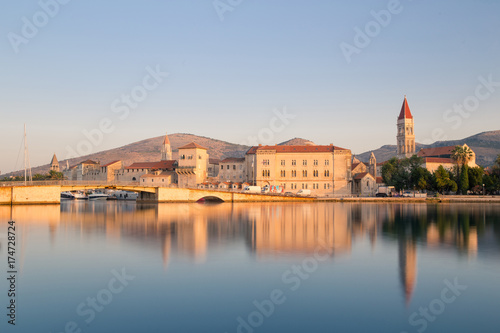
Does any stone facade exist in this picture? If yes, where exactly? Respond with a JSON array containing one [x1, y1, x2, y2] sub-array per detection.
[[397, 96, 415, 159], [244, 144, 352, 196], [50, 154, 59, 172], [218, 157, 246, 182], [176, 142, 208, 188]]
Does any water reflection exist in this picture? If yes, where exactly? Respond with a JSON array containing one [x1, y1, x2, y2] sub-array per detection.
[[0, 202, 499, 307]]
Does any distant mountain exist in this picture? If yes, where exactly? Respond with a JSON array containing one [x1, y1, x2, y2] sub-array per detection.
[[4, 130, 499, 178], [357, 130, 500, 167], [3, 133, 250, 177], [278, 138, 315, 146]]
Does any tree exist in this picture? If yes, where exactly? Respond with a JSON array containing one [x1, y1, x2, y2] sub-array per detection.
[[451, 145, 473, 194], [468, 166, 484, 189], [459, 164, 469, 195], [381, 156, 428, 191], [434, 165, 457, 194], [48, 170, 64, 180], [451, 145, 474, 166]]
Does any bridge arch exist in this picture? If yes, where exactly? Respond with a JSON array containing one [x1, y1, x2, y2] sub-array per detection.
[[196, 196, 225, 203]]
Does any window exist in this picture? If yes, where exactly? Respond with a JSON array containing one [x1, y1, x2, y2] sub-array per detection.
[[263, 159, 270, 166], [262, 170, 270, 177], [324, 170, 330, 177], [303, 160, 307, 166], [314, 160, 318, 166], [181, 155, 185, 159], [221, 165, 223, 170], [227, 165, 229, 169], [302, 170, 307, 177], [281, 160, 285, 166], [325, 160, 329, 166], [233, 165, 236, 170], [280, 170, 286, 177], [291, 170, 296, 177], [313, 170, 318, 177], [292, 160, 296, 166]]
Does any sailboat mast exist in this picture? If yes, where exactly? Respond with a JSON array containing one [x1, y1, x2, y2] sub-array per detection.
[[23, 124, 32, 185], [24, 124, 27, 185]]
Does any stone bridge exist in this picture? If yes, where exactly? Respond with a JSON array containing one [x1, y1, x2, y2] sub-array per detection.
[[0, 182, 314, 204]]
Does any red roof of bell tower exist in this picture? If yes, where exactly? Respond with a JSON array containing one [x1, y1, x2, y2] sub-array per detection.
[[163, 132, 170, 145], [398, 96, 413, 120]]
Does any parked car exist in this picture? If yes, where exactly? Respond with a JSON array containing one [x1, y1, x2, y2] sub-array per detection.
[[297, 189, 311, 196], [376, 193, 388, 197], [243, 186, 261, 193], [284, 192, 294, 196]]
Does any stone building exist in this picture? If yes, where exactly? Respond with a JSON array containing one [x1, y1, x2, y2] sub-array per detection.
[[207, 159, 220, 178], [218, 157, 246, 182], [64, 160, 99, 181], [418, 144, 477, 173], [244, 144, 353, 196], [114, 133, 178, 184], [352, 152, 378, 196], [176, 142, 208, 188]]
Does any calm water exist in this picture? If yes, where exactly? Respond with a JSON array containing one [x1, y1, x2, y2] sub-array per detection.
[[1, 201, 499, 333]]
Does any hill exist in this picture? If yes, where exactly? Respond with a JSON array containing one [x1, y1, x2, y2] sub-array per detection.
[[4, 130, 500, 178], [3, 133, 250, 177], [356, 130, 500, 166]]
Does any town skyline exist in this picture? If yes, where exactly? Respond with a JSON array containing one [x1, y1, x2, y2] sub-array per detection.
[[2, 1, 500, 174]]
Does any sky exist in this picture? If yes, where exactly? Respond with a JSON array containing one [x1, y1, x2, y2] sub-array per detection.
[[1, 0, 500, 174]]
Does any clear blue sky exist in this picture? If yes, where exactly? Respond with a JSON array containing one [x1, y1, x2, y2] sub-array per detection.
[[1, 0, 499, 174]]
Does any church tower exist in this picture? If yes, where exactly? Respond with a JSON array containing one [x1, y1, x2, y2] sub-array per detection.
[[161, 132, 172, 161], [369, 152, 377, 179], [50, 154, 59, 172], [397, 96, 415, 158]]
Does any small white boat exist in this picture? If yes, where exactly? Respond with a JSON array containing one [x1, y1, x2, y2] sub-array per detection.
[[61, 191, 74, 200], [88, 191, 109, 200], [111, 190, 138, 201], [72, 191, 88, 200]]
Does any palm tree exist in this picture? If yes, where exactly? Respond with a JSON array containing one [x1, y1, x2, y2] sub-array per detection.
[[451, 145, 473, 166], [451, 145, 473, 194]]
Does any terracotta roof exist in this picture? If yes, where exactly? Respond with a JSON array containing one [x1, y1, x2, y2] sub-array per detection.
[[423, 157, 456, 164], [101, 160, 121, 167], [246, 144, 348, 154], [126, 160, 176, 170], [354, 172, 373, 180], [163, 133, 170, 145], [377, 162, 387, 166], [80, 159, 98, 165], [417, 146, 456, 158], [178, 142, 207, 150], [398, 96, 413, 120], [351, 162, 366, 171], [209, 158, 220, 165], [221, 157, 245, 163], [376, 177, 384, 184]]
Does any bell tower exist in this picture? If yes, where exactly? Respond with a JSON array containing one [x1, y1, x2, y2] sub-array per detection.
[[161, 132, 172, 161], [397, 96, 415, 158]]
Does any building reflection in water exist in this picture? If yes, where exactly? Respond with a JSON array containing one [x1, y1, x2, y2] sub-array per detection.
[[0, 202, 498, 306]]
